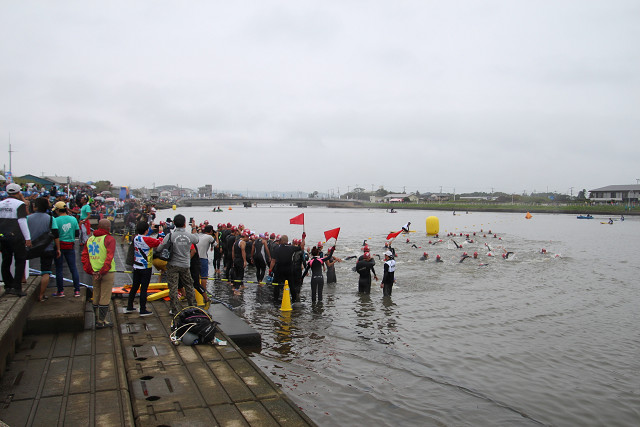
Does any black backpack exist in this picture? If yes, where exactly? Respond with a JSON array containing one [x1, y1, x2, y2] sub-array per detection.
[[170, 307, 218, 345]]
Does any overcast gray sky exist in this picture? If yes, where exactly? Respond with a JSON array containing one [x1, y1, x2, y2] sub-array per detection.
[[1, 1, 638, 196]]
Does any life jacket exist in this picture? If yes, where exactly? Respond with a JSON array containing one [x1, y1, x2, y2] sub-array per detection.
[[87, 234, 116, 272]]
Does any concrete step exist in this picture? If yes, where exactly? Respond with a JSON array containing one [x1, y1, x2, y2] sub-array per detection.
[[25, 287, 87, 334]]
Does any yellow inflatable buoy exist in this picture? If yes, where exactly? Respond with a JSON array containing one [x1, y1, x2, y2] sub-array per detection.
[[172, 205, 176, 210], [426, 216, 439, 235], [147, 289, 170, 301], [525, 212, 532, 219]]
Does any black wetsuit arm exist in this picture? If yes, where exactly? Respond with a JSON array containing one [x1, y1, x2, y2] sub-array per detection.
[[301, 262, 311, 279]]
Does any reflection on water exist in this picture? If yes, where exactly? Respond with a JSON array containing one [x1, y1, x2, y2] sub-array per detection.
[[164, 207, 640, 426]]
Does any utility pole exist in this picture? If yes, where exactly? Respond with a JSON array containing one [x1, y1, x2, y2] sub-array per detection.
[[569, 187, 574, 197], [8, 132, 15, 176]]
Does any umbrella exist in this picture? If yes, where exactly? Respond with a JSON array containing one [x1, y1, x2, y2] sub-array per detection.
[[94, 196, 105, 202], [105, 197, 116, 202], [100, 190, 112, 196]]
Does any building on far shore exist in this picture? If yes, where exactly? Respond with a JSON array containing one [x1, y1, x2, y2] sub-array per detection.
[[589, 185, 640, 204]]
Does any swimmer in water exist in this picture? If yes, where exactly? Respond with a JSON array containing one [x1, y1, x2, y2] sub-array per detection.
[[435, 254, 443, 263], [502, 250, 514, 259], [344, 255, 357, 261], [411, 243, 420, 248], [459, 252, 471, 263], [451, 239, 462, 249], [419, 252, 429, 261]]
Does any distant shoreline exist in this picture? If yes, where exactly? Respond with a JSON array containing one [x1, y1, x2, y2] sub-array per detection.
[[170, 200, 638, 216], [362, 203, 638, 216]]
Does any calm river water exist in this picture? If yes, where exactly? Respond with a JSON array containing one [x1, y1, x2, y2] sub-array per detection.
[[159, 206, 639, 426]]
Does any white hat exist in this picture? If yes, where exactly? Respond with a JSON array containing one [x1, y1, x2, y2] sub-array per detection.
[[6, 183, 21, 194], [384, 250, 393, 257]]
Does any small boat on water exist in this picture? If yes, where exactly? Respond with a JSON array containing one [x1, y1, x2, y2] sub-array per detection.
[[577, 215, 594, 219]]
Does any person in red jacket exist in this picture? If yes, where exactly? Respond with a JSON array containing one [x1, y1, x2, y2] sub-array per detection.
[[82, 219, 116, 328]]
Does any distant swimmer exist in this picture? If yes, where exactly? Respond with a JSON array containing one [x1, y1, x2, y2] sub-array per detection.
[[402, 222, 411, 233], [411, 243, 420, 248], [419, 252, 429, 261], [502, 250, 514, 259], [451, 239, 462, 249], [459, 252, 471, 263], [485, 243, 492, 252], [473, 252, 478, 259], [435, 254, 443, 263], [344, 255, 357, 261], [540, 248, 547, 254]]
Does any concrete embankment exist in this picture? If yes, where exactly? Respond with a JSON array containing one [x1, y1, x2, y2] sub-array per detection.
[[0, 252, 315, 426]]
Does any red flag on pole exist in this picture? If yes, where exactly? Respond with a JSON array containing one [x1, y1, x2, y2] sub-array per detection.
[[324, 227, 340, 242], [289, 213, 305, 225], [386, 230, 402, 240]]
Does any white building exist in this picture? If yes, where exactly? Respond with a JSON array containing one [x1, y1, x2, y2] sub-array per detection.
[[589, 185, 640, 204]]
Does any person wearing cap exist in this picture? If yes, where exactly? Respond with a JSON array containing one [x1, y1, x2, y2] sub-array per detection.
[[51, 200, 81, 297], [301, 246, 331, 304], [251, 233, 271, 284], [355, 251, 378, 294], [78, 195, 92, 246], [223, 226, 239, 280], [81, 219, 117, 328], [155, 214, 199, 315], [212, 224, 223, 276], [230, 229, 251, 291], [269, 234, 306, 303], [0, 183, 32, 296], [195, 224, 216, 294], [381, 251, 396, 297]]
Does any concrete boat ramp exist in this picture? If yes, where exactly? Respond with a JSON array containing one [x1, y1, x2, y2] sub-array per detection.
[[0, 277, 315, 426]]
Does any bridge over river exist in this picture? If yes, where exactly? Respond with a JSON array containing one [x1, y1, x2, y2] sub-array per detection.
[[177, 197, 364, 208]]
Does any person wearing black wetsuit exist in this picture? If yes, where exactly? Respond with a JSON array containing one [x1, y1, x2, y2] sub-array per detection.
[[231, 230, 250, 289], [213, 224, 223, 275], [251, 234, 271, 283], [302, 247, 329, 303], [381, 251, 396, 297], [325, 246, 339, 284], [224, 226, 238, 279], [269, 234, 305, 303], [355, 252, 377, 293], [290, 239, 305, 302]]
